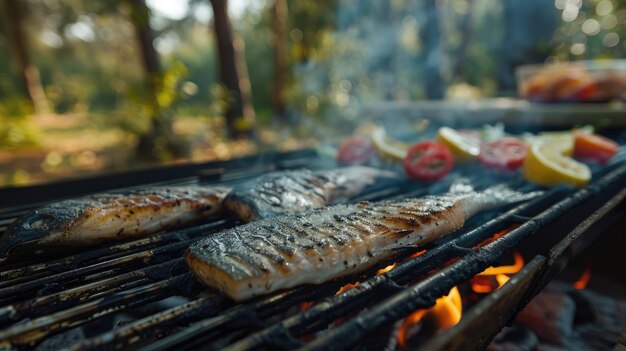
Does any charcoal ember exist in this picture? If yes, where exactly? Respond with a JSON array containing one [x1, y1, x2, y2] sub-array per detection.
[[487, 325, 538, 351], [34, 327, 85, 351], [534, 344, 570, 351], [576, 323, 623, 350], [516, 291, 575, 345], [353, 320, 400, 351], [571, 289, 626, 335]]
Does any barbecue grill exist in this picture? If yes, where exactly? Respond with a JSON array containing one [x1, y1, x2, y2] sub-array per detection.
[[0, 147, 625, 351]]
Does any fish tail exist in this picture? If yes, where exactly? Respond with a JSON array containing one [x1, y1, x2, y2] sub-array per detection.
[[482, 185, 543, 206], [448, 178, 474, 194]]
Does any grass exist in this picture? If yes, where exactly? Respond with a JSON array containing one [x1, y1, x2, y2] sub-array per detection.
[[0, 113, 317, 188]]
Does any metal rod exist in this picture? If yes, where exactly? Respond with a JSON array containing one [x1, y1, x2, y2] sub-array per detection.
[[421, 256, 547, 351], [0, 258, 185, 327], [0, 221, 234, 302], [136, 280, 355, 351], [0, 220, 231, 282], [299, 165, 626, 351], [66, 295, 228, 351], [139, 187, 563, 351], [0, 273, 197, 348], [422, 185, 626, 351], [222, 188, 566, 351]]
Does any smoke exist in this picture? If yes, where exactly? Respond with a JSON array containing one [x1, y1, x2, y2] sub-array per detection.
[[290, 0, 560, 138]]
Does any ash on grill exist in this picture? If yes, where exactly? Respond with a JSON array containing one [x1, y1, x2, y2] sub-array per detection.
[[0, 148, 625, 351]]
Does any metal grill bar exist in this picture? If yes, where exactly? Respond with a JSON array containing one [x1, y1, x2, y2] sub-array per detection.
[[106, 184, 551, 351], [300, 164, 626, 351], [0, 150, 623, 351], [0, 258, 185, 328], [0, 220, 232, 281], [0, 274, 195, 348], [421, 186, 626, 351], [221, 188, 567, 351]]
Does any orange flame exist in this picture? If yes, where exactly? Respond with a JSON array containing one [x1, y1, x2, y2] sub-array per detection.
[[470, 276, 495, 293], [396, 286, 462, 347], [376, 263, 397, 275], [409, 249, 427, 259], [495, 274, 510, 288], [573, 263, 591, 290], [471, 252, 524, 293], [335, 282, 360, 295], [479, 252, 524, 276], [376, 250, 426, 275], [474, 225, 519, 248], [300, 301, 315, 312]]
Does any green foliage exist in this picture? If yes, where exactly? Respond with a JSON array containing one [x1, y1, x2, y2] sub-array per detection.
[[0, 97, 39, 150], [116, 61, 189, 135], [552, 0, 626, 60]]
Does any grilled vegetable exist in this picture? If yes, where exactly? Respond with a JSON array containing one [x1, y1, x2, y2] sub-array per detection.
[[479, 138, 528, 171], [186, 186, 541, 301], [223, 166, 399, 222], [573, 132, 619, 164], [403, 141, 454, 181], [0, 186, 230, 257], [337, 136, 373, 165]]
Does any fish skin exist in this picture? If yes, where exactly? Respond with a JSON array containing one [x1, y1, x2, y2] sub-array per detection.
[[0, 186, 230, 256], [223, 166, 399, 222], [186, 186, 541, 301]]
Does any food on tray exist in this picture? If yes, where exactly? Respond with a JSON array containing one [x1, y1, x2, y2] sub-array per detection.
[[437, 127, 481, 162], [223, 166, 399, 222], [517, 60, 626, 103], [186, 186, 541, 301], [0, 186, 231, 255], [573, 131, 619, 164], [402, 141, 453, 181], [479, 138, 528, 171]]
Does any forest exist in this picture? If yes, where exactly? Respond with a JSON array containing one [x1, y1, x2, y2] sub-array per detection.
[[0, 0, 624, 186]]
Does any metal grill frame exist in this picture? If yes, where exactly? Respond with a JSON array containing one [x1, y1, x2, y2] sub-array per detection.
[[0, 150, 624, 351]]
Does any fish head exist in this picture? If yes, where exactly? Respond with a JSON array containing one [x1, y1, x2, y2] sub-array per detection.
[[0, 202, 82, 257]]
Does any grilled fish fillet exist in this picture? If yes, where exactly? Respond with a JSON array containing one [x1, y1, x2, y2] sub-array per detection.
[[223, 166, 399, 222], [186, 186, 541, 301], [1, 186, 230, 255]]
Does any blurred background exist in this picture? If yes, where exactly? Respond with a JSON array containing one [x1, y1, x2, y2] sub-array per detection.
[[0, 0, 624, 187]]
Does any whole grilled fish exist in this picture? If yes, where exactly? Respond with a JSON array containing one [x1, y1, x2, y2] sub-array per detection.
[[1, 186, 230, 257], [186, 186, 541, 301], [223, 166, 399, 222]]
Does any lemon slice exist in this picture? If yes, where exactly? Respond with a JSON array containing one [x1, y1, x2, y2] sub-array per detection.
[[523, 139, 590, 187], [371, 127, 410, 161], [437, 127, 481, 162]]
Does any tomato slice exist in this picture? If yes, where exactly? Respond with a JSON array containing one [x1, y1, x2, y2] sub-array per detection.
[[403, 141, 453, 181], [573, 132, 619, 164], [337, 136, 374, 165], [479, 138, 528, 171]]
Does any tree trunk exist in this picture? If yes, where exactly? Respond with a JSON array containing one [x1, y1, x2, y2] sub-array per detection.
[[209, 0, 255, 138], [272, 0, 288, 118], [2, 0, 49, 115], [129, 0, 177, 159], [454, 0, 474, 81], [420, 0, 446, 100]]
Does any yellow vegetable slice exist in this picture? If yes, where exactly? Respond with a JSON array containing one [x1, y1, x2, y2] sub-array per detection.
[[437, 127, 480, 162], [371, 127, 410, 161], [523, 138, 590, 187]]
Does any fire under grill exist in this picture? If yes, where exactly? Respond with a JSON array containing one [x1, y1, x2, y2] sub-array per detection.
[[0, 148, 625, 351]]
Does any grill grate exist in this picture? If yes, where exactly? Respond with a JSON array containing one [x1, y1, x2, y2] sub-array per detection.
[[0, 150, 625, 351]]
